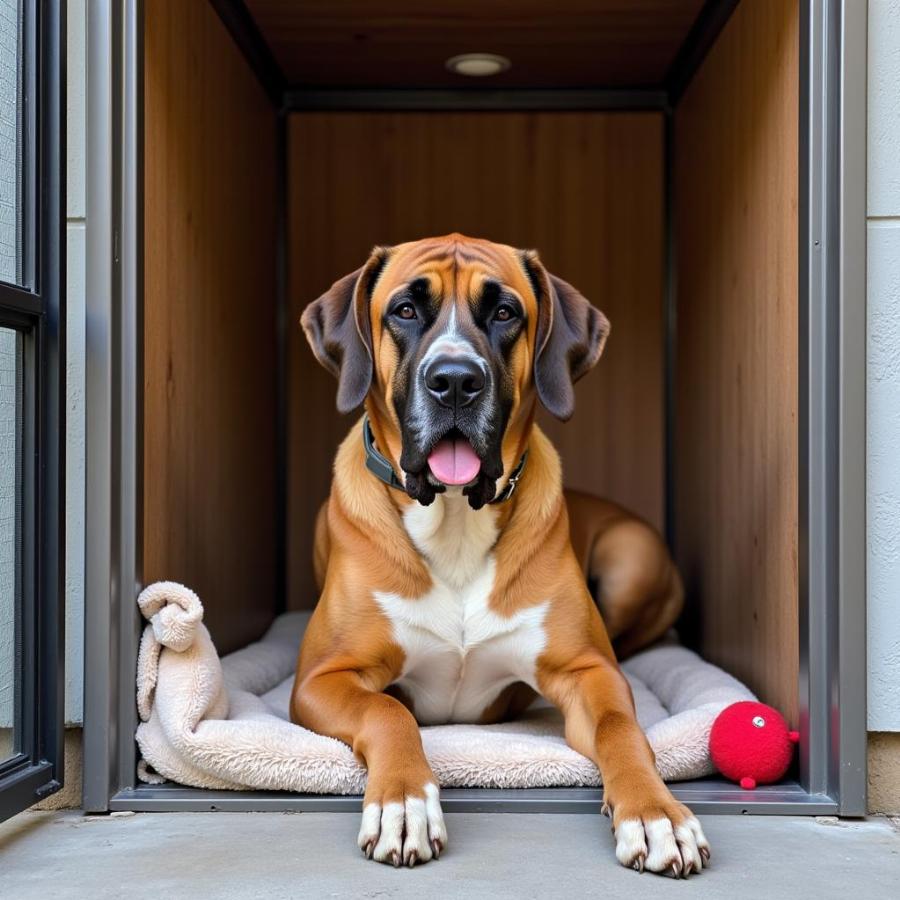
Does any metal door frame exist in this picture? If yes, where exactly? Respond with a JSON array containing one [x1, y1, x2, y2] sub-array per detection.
[[83, 0, 867, 816]]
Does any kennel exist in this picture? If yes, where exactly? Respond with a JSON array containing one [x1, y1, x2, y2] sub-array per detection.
[[82, 0, 866, 815]]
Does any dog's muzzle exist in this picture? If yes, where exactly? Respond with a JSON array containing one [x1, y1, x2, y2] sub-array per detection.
[[423, 354, 486, 411]]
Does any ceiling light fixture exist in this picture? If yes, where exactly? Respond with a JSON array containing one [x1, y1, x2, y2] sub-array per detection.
[[445, 53, 511, 77]]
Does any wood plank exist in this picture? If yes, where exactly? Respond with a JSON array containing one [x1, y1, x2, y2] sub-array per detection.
[[144, 0, 278, 654], [245, 0, 706, 88], [674, 0, 799, 723], [287, 111, 665, 609]]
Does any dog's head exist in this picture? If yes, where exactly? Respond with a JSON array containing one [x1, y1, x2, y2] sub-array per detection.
[[302, 234, 609, 508]]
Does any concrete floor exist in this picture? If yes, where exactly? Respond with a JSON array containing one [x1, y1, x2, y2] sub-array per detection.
[[1, 810, 899, 899]]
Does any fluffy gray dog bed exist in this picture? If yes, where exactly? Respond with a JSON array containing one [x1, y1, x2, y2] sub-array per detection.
[[135, 581, 754, 792]]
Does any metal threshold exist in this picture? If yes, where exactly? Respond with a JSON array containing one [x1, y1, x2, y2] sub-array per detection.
[[111, 780, 838, 816]]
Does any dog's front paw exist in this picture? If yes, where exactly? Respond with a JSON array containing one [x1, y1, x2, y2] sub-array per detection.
[[608, 795, 710, 878], [358, 781, 447, 867]]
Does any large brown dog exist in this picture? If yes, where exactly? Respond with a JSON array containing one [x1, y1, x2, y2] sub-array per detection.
[[293, 235, 708, 875]]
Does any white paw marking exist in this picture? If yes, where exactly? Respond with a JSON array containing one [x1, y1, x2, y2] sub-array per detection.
[[644, 819, 681, 872], [357, 783, 447, 867], [614, 819, 647, 869], [614, 815, 710, 877]]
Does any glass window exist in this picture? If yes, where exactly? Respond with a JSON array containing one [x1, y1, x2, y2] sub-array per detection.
[[0, 325, 22, 764], [0, 0, 22, 286]]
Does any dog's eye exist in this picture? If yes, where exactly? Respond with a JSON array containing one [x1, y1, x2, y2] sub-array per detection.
[[395, 303, 417, 320], [493, 304, 517, 323]]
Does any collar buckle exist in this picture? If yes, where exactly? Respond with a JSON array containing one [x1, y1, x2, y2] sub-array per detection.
[[490, 450, 528, 504]]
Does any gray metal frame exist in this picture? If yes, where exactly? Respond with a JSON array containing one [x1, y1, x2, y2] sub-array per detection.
[[283, 88, 668, 112], [83, 0, 143, 809], [0, 0, 66, 822], [83, 0, 868, 816], [108, 782, 836, 817], [798, 0, 868, 815]]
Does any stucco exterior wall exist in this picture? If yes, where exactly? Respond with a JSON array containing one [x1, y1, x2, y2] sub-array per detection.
[[867, 0, 900, 733], [867, 0, 900, 814]]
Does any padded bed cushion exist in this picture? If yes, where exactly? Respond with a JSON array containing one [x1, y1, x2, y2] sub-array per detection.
[[135, 582, 755, 792]]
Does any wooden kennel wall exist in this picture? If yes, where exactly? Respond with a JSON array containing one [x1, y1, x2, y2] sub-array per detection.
[[142, 0, 799, 719], [286, 111, 667, 612], [673, 0, 799, 724], [143, 0, 280, 653]]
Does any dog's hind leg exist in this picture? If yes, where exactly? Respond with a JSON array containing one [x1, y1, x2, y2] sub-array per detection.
[[565, 491, 684, 659], [312, 500, 331, 595], [589, 522, 684, 659]]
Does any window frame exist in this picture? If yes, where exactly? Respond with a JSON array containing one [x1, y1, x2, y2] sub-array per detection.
[[0, 0, 65, 823]]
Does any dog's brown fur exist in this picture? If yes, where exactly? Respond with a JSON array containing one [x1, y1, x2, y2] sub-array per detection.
[[292, 235, 705, 875], [315, 490, 684, 661]]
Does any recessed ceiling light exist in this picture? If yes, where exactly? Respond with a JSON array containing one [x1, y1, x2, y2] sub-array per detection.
[[445, 53, 511, 77]]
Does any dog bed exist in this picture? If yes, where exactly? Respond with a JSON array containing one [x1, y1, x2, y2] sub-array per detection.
[[135, 581, 755, 792]]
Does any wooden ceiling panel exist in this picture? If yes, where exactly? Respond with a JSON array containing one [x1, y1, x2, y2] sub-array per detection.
[[243, 1, 707, 88]]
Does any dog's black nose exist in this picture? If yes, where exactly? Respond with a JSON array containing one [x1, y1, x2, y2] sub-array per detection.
[[424, 355, 486, 409]]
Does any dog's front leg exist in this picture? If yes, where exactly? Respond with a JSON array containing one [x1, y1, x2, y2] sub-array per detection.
[[542, 656, 710, 877], [291, 670, 446, 867]]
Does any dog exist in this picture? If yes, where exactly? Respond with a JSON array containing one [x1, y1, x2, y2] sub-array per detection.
[[292, 234, 708, 875]]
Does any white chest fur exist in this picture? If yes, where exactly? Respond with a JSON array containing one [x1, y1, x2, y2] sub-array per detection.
[[373, 493, 549, 725]]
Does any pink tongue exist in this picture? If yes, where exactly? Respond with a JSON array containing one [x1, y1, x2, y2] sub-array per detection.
[[427, 437, 482, 486]]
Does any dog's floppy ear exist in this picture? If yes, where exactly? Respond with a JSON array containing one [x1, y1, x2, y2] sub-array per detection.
[[301, 247, 390, 414], [521, 251, 610, 422]]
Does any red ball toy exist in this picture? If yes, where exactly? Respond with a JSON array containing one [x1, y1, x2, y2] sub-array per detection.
[[708, 701, 799, 790]]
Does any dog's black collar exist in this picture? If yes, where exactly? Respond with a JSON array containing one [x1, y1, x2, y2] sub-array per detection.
[[362, 415, 406, 493], [362, 415, 528, 504]]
